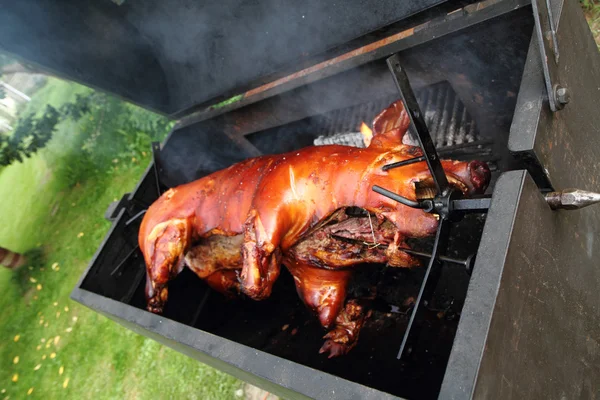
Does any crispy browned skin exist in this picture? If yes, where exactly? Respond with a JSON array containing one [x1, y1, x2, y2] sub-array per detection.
[[139, 101, 490, 357]]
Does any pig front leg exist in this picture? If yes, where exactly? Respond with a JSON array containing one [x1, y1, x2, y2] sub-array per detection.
[[240, 210, 281, 300], [142, 218, 191, 313]]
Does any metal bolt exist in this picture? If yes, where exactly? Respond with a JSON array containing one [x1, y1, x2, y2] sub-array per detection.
[[555, 86, 570, 106]]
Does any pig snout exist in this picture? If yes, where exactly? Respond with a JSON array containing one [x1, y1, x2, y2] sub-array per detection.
[[468, 160, 491, 194]]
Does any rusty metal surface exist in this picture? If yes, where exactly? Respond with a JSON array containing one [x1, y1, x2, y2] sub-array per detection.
[[472, 172, 600, 399], [509, 0, 600, 193], [441, 170, 600, 399]]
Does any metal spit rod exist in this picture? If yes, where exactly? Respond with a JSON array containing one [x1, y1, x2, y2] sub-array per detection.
[[545, 188, 600, 210]]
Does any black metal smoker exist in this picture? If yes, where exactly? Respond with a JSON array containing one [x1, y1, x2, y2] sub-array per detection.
[[2, 0, 600, 398]]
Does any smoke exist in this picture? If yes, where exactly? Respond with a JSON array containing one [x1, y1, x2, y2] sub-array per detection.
[[121, 0, 442, 114]]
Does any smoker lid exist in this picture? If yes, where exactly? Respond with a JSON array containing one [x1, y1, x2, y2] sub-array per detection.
[[0, 0, 446, 117]]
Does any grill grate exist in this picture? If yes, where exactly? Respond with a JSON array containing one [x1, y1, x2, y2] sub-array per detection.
[[314, 81, 480, 148]]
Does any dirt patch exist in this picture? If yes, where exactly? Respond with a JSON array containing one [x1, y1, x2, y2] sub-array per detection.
[[243, 383, 279, 400]]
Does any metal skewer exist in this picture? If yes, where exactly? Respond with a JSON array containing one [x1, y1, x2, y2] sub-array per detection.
[[545, 189, 600, 210]]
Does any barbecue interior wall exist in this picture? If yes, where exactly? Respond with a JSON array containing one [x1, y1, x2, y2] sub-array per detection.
[[80, 7, 534, 399]]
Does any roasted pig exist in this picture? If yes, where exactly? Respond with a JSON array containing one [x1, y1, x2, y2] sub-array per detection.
[[138, 100, 490, 357]]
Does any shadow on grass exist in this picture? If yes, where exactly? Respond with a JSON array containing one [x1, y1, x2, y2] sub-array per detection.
[[10, 247, 46, 295]]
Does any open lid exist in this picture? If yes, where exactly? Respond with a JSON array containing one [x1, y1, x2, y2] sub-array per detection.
[[0, 0, 447, 117]]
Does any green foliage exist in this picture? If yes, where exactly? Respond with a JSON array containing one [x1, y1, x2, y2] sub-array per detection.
[[0, 93, 97, 166], [0, 105, 60, 165], [0, 88, 172, 181], [49, 92, 172, 188], [581, 0, 600, 14]]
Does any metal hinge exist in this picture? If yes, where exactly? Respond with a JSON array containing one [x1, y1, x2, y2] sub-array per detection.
[[531, 0, 569, 112]]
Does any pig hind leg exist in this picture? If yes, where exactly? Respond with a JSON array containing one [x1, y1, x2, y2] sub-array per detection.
[[285, 260, 369, 358]]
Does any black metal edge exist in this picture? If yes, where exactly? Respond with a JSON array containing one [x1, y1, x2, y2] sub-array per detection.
[[438, 170, 527, 399], [70, 287, 402, 400], [71, 207, 129, 291], [387, 54, 449, 195], [175, 0, 531, 127], [506, 32, 555, 191], [104, 192, 131, 222], [530, 0, 563, 112], [507, 33, 544, 154]]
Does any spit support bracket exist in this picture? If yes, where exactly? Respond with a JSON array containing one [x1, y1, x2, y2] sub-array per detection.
[[386, 53, 449, 195], [398, 216, 450, 360], [373, 55, 494, 361], [531, 0, 569, 112]]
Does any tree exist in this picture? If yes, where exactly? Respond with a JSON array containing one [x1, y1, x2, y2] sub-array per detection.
[[0, 93, 95, 166], [0, 246, 26, 269]]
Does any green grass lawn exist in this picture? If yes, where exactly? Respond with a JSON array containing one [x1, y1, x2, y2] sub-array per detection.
[[0, 79, 241, 399]]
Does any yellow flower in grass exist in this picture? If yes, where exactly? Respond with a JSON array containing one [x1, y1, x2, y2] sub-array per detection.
[[50, 353, 56, 359], [12, 356, 18, 364], [59, 366, 64, 375], [27, 388, 33, 395], [63, 378, 69, 388], [11, 374, 18, 383], [13, 335, 19, 342], [34, 364, 41, 371]]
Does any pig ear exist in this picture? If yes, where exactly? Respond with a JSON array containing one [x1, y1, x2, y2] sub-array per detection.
[[368, 100, 410, 149]]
